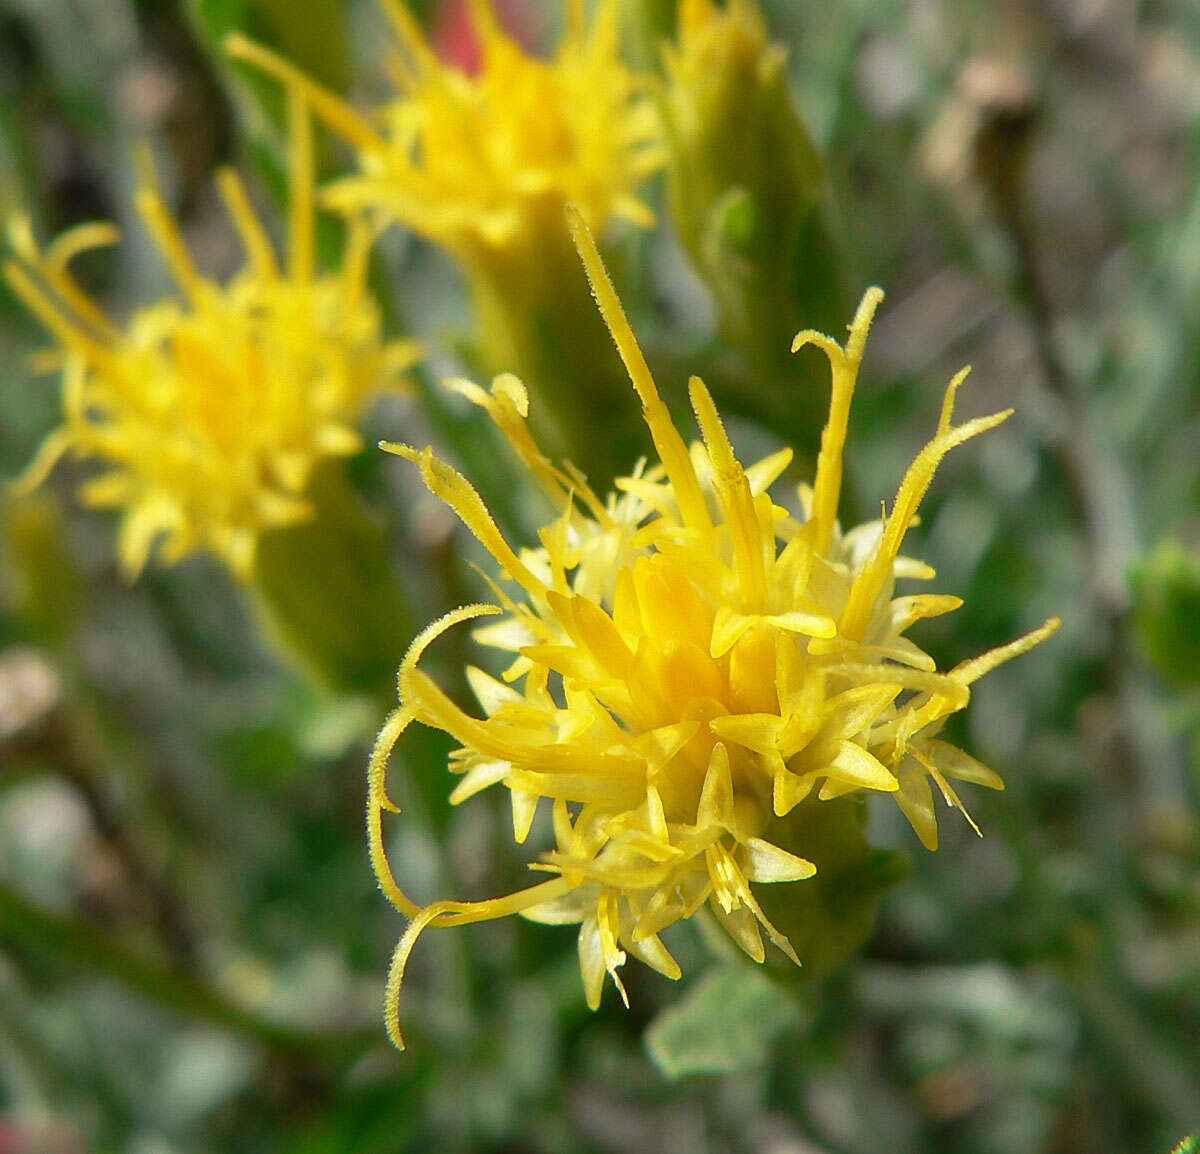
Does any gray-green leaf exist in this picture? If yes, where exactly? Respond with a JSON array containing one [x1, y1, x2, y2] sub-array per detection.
[[644, 962, 801, 1080]]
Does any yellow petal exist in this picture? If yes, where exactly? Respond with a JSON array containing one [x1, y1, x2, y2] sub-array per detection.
[[826, 740, 898, 793], [772, 766, 816, 816], [712, 900, 765, 963], [511, 789, 539, 844], [708, 713, 781, 756], [465, 665, 523, 714], [448, 759, 510, 805], [697, 742, 735, 830], [894, 771, 938, 851], [742, 837, 817, 884], [926, 739, 1005, 790], [627, 932, 682, 980]]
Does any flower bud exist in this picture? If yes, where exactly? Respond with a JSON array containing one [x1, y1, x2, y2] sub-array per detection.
[[1133, 539, 1200, 688], [662, 0, 843, 438]]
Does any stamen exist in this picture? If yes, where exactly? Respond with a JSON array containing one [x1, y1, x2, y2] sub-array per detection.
[[11, 429, 75, 495], [938, 366, 971, 436], [689, 376, 767, 608], [225, 34, 385, 152], [951, 617, 1061, 686], [216, 169, 279, 279], [340, 216, 374, 295], [383, 877, 574, 1049], [377, 0, 442, 74], [442, 374, 572, 510], [466, 0, 504, 48], [134, 149, 205, 303], [566, 205, 712, 534], [369, 604, 503, 922], [565, 0, 587, 40], [23, 218, 122, 338], [840, 408, 1013, 641], [368, 708, 421, 918], [384, 442, 548, 599], [3, 262, 119, 372], [793, 286, 883, 555], [288, 88, 315, 286]]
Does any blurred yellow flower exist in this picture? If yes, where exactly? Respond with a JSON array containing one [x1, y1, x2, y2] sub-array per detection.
[[227, 0, 665, 264], [369, 208, 1058, 1049], [5, 94, 419, 580]]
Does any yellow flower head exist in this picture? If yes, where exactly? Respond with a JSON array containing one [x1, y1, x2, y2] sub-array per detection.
[[369, 209, 1058, 1050], [227, 0, 665, 264], [5, 94, 419, 580]]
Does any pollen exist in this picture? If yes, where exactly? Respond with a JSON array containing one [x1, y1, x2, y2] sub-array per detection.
[[368, 208, 1059, 1049], [5, 93, 420, 580]]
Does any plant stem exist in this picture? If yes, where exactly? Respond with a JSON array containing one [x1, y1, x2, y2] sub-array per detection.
[[0, 878, 378, 1061], [1, 648, 199, 971]]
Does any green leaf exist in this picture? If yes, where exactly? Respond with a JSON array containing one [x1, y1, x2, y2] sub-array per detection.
[[187, 0, 348, 95], [644, 962, 801, 1079], [1172, 1137, 1199, 1154], [253, 0, 349, 93]]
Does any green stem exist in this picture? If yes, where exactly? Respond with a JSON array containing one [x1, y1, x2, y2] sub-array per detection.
[[1, 649, 200, 971], [1070, 966, 1200, 1133], [253, 462, 412, 703], [0, 879, 378, 1061], [467, 225, 646, 491]]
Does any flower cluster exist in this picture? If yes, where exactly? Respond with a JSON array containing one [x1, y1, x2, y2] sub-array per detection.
[[5, 96, 418, 580], [5, 1, 1062, 1059], [369, 209, 1058, 1048]]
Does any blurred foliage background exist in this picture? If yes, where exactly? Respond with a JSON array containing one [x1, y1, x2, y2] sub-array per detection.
[[1, 0, 1199, 1151]]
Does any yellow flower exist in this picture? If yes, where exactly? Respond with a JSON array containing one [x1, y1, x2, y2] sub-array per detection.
[[368, 208, 1058, 1050], [227, 0, 665, 265], [5, 93, 419, 580]]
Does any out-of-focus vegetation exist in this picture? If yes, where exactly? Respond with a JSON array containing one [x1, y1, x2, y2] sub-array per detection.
[[0, 1, 1198, 1152]]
